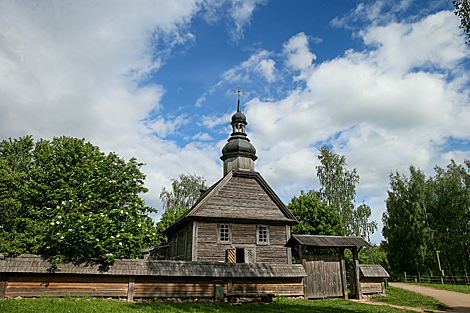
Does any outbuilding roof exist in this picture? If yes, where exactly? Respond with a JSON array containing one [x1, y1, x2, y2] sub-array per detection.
[[0, 254, 306, 278], [285, 234, 372, 248], [359, 264, 390, 278]]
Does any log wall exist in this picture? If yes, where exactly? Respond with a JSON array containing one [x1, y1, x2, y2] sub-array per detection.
[[0, 274, 303, 299], [195, 222, 289, 263]]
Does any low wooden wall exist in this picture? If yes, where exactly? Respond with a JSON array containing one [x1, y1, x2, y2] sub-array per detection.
[[1, 273, 304, 300], [0, 255, 306, 300]]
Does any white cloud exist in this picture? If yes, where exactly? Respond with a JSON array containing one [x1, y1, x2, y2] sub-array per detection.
[[283, 32, 317, 71], [244, 9, 470, 244], [257, 59, 276, 82], [192, 132, 213, 141]]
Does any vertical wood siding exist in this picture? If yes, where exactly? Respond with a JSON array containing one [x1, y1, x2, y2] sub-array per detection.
[[303, 255, 343, 299]]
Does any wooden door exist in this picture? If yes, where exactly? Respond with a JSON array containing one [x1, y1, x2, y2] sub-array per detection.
[[302, 255, 343, 299]]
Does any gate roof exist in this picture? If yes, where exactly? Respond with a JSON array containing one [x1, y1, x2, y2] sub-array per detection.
[[285, 234, 372, 248]]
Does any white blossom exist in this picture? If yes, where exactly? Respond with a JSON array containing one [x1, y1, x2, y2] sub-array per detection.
[[56, 221, 60, 224], [119, 242, 122, 246], [111, 236, 115, 239], [50, 222, 54, 226], [60, 236, 64, 239], [138, 224, 141, 227], [116, 234, 120, 238], [68, 229, 72, 232], [58, 216, 62, 219], [96, 238, 99, 241]]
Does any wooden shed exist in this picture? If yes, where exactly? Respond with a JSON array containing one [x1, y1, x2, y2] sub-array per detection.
[[285, 234, 372, 299], [350, 264, 389, 296]]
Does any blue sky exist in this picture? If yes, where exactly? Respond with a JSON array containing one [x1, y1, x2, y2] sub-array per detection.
[[1, 0, 469, 243]]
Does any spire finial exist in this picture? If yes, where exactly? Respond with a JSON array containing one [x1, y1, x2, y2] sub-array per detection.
[[232, 85, 245, 112]]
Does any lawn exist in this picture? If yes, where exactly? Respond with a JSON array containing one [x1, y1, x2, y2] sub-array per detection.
[[372, 286, 447, 311], [0, 296, 415, 313], [406, 282, 470, 294]]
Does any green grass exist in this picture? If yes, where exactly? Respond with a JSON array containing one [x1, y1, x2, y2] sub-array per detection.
[[406, 282, 470, 294], [372, 286, 447, 311], [0, 296, 415, 313]]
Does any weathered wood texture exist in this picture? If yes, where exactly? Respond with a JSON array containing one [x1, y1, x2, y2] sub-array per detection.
[[166, 171, 297, 235], [0, 255, 306, 278], [195, 176, 290, 221], [231, 278, 304, 296], [302, 255, 343, 299], [2, 274, 304, 299], [4, 274, 129, 297], [194, 222, 288, 263], [0, 274, 8, 299]]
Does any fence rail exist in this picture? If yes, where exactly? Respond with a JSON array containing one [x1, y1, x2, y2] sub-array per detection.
[[404, 273, 470, 285]]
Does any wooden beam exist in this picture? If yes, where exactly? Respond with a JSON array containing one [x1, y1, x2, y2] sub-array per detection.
[[183, 224, 188, 261], [227, 278, 233, 293], [286, 226, 292, 264], [338, 248, 348, 299], [0, 275, 8, 299], [192, 221, 198, 261], [127, 276, 135, 302], [352, 247, 362, 299]]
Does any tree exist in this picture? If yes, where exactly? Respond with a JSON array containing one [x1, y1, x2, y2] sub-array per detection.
[[155, 173, 206, 244], [382, 166, 436, 277], [0, 136, 157, 264], [288, 190, 344, 259], [316, 145, 377, 239], [288, 190, 344, 237], [454, 0, 470, 44]]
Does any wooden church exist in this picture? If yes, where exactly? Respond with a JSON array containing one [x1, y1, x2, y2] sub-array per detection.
[[163, 99, 298, 264]]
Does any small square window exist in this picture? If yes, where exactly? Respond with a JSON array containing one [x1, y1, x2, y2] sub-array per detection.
[[257, 225, 269, 244], [219, 224, 231, 243]]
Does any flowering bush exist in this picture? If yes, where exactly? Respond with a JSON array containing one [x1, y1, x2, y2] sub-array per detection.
[[0, 136, 157, 264]]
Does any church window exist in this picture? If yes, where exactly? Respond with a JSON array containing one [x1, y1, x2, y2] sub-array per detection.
[[218, 224, 231, 243], [257, 225, 269, 244]]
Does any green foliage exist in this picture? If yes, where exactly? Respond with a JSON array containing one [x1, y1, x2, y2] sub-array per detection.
[[0, 136, 156, 264], [316, 145, 377, 239], [359, 244, 390, 273], [454, 0, 470, 44], [288, 190, 345, 237], [156, 173, 205, 244], [383, 160, 470, 279], [288, 190, 344, 258]]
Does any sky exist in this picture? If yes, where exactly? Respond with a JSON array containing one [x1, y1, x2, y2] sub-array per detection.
[[1, 0, 469, 244]]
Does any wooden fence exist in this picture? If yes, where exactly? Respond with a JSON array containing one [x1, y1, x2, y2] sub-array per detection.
[[404, 273, 470, 285], [0, 254, 306, 300]]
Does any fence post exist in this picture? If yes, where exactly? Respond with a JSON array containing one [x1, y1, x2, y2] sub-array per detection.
[[404, 272, 407, 282], [418, 272, 421, 283]]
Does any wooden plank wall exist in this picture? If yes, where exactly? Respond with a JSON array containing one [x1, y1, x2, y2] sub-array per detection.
[[1, 274, 303, 299], [196, 222, 289, 263], [303, 255, 342, 299], [232, 278, 304, 296], [4, 274, 128, 298], [360, 278, 385, 294]]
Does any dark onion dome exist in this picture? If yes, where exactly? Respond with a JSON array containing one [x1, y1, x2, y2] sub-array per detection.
[[221, 134, 257, 161], [231, 110, 246, 124]]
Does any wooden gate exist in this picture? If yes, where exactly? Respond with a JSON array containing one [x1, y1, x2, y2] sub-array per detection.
[[302, 255, 343, 299]]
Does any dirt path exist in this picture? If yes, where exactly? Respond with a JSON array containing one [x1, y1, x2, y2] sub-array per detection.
[[390, 282, 470, 313]]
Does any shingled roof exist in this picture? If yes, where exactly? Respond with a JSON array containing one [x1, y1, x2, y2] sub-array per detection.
[[0, 254, 306, 278], [164, 170, 298, 234], [285, 234, 372, 248], [359, 264, 390, 278]]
